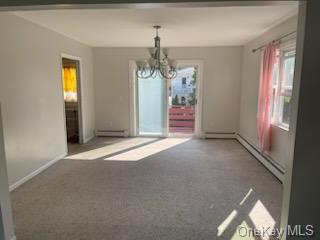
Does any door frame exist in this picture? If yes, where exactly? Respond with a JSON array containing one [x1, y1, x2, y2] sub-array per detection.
[[60, 53, 84, 148], [167, 60, 204, 138], [129, 59, 203, 138]]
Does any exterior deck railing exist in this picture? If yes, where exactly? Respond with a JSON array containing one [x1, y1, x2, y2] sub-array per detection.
[[169, 106, 195, 133]]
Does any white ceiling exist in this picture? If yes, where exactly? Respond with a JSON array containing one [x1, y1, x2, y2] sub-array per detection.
[[13, 4, 298, 47]]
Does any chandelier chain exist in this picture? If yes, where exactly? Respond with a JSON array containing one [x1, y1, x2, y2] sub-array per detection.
[[136, 25, 177, 79]]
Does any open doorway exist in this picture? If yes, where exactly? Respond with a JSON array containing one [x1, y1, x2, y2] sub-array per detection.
[[168, 66, 198, 136], [168, 61, 203, 138], [61, 55, 83, 147]]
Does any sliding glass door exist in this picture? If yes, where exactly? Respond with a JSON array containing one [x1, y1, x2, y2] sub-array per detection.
[[137, 71, 166, 136]]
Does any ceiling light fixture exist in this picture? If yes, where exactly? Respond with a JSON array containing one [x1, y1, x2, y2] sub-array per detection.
[[136, 25, 178, 79]]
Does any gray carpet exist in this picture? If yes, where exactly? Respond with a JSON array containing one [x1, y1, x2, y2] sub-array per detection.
[[11, 138, 282, 240]]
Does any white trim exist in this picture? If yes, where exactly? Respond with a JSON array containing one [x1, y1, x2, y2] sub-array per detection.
[[236, 134, 284, 182], [129, 61, 137, 137], [271, 122, 289, 132], [61, 53, 82, 62], [164, 74, 169, 138], [280, 38, 297, 51], [175, 60, 204, 138], [205, 132, 236, 139], [95, 130, 129, 137], [59, 54, 69, 155], [9, 152, 67, 192]]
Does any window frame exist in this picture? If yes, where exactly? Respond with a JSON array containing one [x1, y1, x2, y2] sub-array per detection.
[[271, 42, 296, 131]]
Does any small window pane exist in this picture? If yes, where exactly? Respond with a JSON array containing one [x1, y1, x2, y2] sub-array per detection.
[[284, 51, 295, 57], [272, 63, 279, 86], [271, 87, 276, 119], [182, 77, 187, 85], [280, 96, 291, 126], [282, 55, 295, 90], [272, 63, 279, 120], [278, 50, 295, 128]]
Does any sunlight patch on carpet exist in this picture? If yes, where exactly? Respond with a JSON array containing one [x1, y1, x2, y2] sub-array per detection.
[[105, 138, 190, 161]]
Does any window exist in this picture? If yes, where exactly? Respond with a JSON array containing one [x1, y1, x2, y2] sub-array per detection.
[[181, 77, 187, 86], [272, 48, 295, 130], [62, 67, 78, 102], [181, 96, 186, 105]]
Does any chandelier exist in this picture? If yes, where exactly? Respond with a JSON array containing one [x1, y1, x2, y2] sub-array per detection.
[[136, 26, 178, 79]]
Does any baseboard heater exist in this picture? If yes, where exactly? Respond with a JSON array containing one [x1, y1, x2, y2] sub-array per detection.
[[204, 131, 284, 182], [236, 134, 285, 182], [96, 129, 129, 137], [204, 132, 236, 139]]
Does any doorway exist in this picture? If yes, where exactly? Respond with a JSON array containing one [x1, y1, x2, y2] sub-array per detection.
[[132, 60, 203, 138], [61, 55, 83, 146], [168, 66, 198, 137]]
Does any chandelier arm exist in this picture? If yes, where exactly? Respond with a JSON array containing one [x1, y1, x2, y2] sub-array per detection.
[[136, 69, 143, 78], [157, 60, 177, 80], [150, 66, 157, 79], [168, 68, 177, 79], [159, 66, 169, 79], [161, 62, 172, 79], [171, 70, 178, 79], [150, 66, 156, 76], [141, 69, 150, 78], [137, 68, 151, 79]]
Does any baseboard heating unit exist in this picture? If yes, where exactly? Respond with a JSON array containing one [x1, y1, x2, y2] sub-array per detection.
[[95, 129, 129, 137], [204, 132, 236, 139]]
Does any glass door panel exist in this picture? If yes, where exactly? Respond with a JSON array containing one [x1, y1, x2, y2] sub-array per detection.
[[138, 71, 166, 136]]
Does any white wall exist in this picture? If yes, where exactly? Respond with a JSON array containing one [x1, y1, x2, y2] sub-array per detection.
[[239, 16, 298, 169], [0, 105, 14, 240], [0, 11, 295, 189], [0, 13, 95, 186], [93, 47, 243, 135]]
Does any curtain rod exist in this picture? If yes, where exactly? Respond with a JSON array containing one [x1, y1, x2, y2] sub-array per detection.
[[252, 31, 297, 53]]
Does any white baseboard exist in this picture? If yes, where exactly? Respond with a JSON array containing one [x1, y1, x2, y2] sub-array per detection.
[[95, 129, 129, 138], [9, 152, 67, 192], [236, 134, 284, 182], [204, 132, 236, 139], [199, 132, 284, 182]]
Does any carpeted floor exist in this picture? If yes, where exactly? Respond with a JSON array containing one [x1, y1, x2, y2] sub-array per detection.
[[11, 138, 282, 240]]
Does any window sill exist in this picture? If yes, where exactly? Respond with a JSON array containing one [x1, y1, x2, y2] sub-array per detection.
[[271, 123, 289, 132]]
